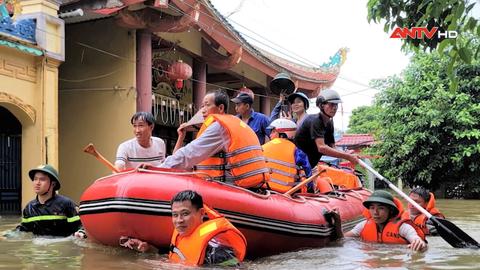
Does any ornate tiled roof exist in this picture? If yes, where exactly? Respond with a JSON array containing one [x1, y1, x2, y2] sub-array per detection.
[[0, 2, 36, 43], [0, 39, 43, 55]]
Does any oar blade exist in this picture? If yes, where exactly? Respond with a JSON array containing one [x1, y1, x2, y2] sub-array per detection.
[[432, 217, 480, 249]]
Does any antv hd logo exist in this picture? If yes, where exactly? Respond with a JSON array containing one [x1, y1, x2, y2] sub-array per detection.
[[390, 27, 458, 39]]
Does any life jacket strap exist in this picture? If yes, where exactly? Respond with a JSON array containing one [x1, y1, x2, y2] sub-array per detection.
[[169, 244, 187, 261]]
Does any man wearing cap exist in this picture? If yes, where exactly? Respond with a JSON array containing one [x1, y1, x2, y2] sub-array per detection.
[[15, 165, 82, 236], [343, 190, 427, 252], [231, 93, 270, 145], [294, 89, 359, 167]]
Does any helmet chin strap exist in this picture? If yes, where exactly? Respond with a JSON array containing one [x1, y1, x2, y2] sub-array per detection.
[[41, 181, 53, 196]]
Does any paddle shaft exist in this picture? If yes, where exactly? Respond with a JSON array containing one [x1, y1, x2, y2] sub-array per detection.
[[358, 159, 432, 218], [359, 159, 480, 248], [285, 170, 320, 195], [83, 143, 120, 173]]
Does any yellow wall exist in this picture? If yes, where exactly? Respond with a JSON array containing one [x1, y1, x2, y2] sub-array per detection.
[[1, 47, 47, 207], [59, 19, 136, 201]]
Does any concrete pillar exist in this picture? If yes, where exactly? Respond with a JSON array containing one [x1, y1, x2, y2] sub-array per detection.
[[136, 29, 152, 112], [41, 58, 61, 167], [260, 92, 271, 115], [193, 59, 206, 112]]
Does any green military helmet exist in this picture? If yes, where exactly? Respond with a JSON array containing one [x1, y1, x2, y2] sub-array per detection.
[[362, 190, 399, 217], [29, 164, 61, 191]]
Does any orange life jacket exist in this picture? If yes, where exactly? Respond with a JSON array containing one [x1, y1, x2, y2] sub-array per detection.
[[401, 192, 445, 235], [316, 176, 334, 193], [169, 205, 247, 266], [360, 218, 412, 244], [361, 197, 425, 243], [318, 164, 361, 189], [262, 138, 305, 192], [194, 114, 269, 188]]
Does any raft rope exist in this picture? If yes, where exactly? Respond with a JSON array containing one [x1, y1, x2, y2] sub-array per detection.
[[94, 169, 138, 182], [302, 195, 330, 203], [138, 168, 213, 180], [345, 189, 364, 201], [277, 192, 307, 203]]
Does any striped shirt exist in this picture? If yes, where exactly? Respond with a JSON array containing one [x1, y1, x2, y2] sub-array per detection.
[[115, 137, 166, 170]]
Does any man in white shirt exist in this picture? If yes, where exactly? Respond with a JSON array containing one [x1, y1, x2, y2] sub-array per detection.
[[115, 112, 166, 170]]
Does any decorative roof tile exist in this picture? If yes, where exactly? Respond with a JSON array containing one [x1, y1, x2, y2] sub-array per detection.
[[336, 134, 375, 147]]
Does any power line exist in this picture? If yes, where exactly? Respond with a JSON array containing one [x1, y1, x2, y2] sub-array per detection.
[[30, 2, 381, 99], [170, 1, 379, 92], [167, 4, 320, 69], [335, 86, 378, 98]]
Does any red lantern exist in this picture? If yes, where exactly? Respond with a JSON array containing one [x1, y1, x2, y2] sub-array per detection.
[[168, 60, 192, 90]]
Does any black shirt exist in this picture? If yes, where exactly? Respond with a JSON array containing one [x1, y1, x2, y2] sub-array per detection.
[[294, 113, 335, 166], [16, 194, 81, 237]]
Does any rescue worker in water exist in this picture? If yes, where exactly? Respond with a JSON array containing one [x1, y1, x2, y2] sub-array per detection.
[[15, 165, 82, 236], [342, 190, 428, 252], [120, 190, 247, 266], [402, 187, 445, 236]]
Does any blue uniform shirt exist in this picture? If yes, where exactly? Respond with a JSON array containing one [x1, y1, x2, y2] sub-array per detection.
[[237, 109, 270, 144], [294, 147, 312, 178]]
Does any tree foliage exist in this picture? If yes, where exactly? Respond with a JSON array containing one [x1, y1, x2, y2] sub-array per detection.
[[349, 52, 480, 197], [367, 0, 480, 85], [347, 105, 381, 135]]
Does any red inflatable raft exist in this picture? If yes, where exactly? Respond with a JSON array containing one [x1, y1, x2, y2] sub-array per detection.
[[79, 168, 371, 258]]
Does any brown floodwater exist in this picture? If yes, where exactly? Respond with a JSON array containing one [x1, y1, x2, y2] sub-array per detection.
[[1, 199, 479, 269]]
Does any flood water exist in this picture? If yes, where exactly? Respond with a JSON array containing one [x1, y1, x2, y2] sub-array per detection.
[[1, 199, 479, 270]]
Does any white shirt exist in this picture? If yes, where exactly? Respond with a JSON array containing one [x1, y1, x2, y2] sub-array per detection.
[[115, 137, 166, 170], [160, 122, 230, 170]]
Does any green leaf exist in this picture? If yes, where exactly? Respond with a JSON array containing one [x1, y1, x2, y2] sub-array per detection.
[[438, 39, 452, 55], [449, 77, 459, 92], [417, 0, 430, 12], [475, 45, 480, 60], [466, 17, 477, 31], [384, 23, 390, 32], [465, 2, 476, 13], [458, 47, 472, 64], [454, 1, 466, 20], [447, 53, 457, 77], [448, 20, 458, 31]]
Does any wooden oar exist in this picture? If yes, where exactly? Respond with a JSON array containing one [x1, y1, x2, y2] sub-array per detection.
[[83, 143, 120, 173], [359, 159, 479, 249], [285, 170, 320, 196]]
